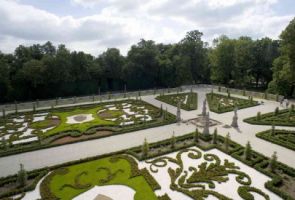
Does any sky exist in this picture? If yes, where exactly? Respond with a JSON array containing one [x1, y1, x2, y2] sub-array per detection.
[[0, 0, 294, 56]]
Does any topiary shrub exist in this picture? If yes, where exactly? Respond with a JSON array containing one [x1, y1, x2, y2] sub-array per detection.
[[274, 107, 279, 116], [256, 112, 261, 121]]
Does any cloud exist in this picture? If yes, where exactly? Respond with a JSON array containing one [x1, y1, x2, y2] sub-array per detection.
[[0, 0, 293, 55], [70, 0, 101, 8], [0, 1, 129, 42], [0, 0, 135, 55]]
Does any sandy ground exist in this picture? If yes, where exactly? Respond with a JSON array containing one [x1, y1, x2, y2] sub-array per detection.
[[66, 114, 94, 124], [73, 185, 135, 200], [139, 147, 281, 200]]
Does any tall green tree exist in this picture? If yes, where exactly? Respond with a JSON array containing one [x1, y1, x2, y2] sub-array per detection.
[[98, 48, 125, 90], [179, 30, 209, 83], [209, 35, 235, 84], [251, 38, 279, 87], [123, 39, 160, 89], [268, 17, 295, 97], [233, 37, 255, 87], [0, 55, 11, 102], [42, 41, 56, 56]]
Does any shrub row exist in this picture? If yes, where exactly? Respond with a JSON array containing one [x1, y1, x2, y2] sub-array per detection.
[[206, 93, 258, 113], [0, 101, 176, 158], [2, 131, 295, 200], [0, 170, 47, 199], [256, 129, 295, 151], [244, 109, 295, 126], [155, 92, 198, 111], [130, 132, 295, 200]]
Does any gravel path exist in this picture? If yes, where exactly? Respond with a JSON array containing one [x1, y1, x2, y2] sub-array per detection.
[[0, 86, 294, 177]]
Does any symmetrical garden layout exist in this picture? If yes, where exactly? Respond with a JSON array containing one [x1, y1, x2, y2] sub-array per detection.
[[1, 132, 294, 200], [244, 107, 295, 151], [206, 93, 258, 113], [156, 92, 198, 111], [0, 87, 295, 200], [0, 99, 175, 156], [256, 129, 295, 151], [244, 108, 295, 126]]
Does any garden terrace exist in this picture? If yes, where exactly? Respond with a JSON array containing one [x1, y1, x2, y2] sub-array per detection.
[[129, 132, 295, 200], [244, 108, 295, 126], [155, 92, 198, 111], [206, 93, 258, 113], [256, 129, 295, 151], [2, 131, 295, 200], [40, 155, 159, 200], [0, 99, 175, 157]]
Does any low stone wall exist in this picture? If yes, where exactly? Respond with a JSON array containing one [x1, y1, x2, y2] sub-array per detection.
[[0, 84, 283, 114]]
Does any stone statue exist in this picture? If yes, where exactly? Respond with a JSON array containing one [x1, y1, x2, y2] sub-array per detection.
[[202, 99, 207, 116], [231, 107, 238, 128], [203, 112, 210, 136], [177, 101, 181, 124]]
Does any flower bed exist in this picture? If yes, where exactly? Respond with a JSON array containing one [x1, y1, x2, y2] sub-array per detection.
[[1, 131, 295, 200], [256, 129, 295, 151], [206, 93, 258, 113], [156, 92, 198, 111], [244, 109, 295, 126], [0, 99, 175, 157]]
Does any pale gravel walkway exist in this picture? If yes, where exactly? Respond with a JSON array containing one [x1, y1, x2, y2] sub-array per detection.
[[0, 86, 294, 177]]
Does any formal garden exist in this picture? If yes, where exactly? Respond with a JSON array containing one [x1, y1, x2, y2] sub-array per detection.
[[256, 129, 295, 151], [0, 12, 295, 200], [0, 99, 175, 157], [244, 106, 295, 126], [156, 92, 198, 111], [206, 92, 258, 113], [40, 155, 160, 200], [1, 128, 295, 200]]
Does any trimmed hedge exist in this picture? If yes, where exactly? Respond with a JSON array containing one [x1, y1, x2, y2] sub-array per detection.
[[1, 131, 295, 200], [0, 99, 176, 158], [156, 92, 198, 111], [256, 129, 295, 151], [244, 109, 295, 126], [158, 193, 171, 200], [206, 93, 258, 113], [130, 132, 295, 200], [238, 186, 270, 200], [0, 170, 47, 199]]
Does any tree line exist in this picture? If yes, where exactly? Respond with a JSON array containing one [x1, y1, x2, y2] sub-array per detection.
[[0, 18, 294, 103]]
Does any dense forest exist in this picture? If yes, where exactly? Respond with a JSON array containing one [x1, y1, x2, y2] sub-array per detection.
[[0, 18, 294, 103]]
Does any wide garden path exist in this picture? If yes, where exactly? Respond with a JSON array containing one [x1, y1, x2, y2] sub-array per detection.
[[0, 86, 294, 177]]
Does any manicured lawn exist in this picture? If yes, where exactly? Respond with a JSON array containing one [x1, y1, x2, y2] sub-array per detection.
[[46, 156, 158, 200], [156, 92, 198, 111], [45, 106, 115, 136], [244, 109, 295, 126], [0, 99, 175, 148], [206, 93, 258, 113], [0, 99, 176, 158], [256, 129, 295, 151]]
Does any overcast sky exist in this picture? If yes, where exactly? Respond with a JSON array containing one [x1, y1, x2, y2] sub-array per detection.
[[0, 0, 294, 56]]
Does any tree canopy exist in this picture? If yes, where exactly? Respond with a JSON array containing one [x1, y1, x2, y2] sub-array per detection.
[[268, 17, 295, 96], [0, 17, 294, 103]]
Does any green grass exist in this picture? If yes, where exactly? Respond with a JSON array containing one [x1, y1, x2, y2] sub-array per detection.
[[256, 129, 295, 151], [244, 109, 295, 126], [47, 156, 158, 200], [0, 100, 175, 153], [156, 92, 198, 111], [45, 106, 115, 136], [38, 100, 162, 136], [30, 118, 57, 129], [206, 93, 258, 113]]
